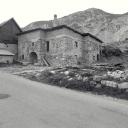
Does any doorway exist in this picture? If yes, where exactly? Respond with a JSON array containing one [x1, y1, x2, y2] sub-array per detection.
[[29, 52, 38, 64]]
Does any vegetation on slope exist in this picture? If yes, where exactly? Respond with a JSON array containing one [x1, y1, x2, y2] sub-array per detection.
[[23, 8, 128, 43]]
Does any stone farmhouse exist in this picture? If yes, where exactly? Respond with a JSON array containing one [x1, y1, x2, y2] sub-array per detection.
[[0, 16, 103, 66]]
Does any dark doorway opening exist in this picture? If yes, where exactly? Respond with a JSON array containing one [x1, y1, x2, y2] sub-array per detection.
[[29, 52, 38, 64], [46, 41, 49, 52], [97, 54, 100, 61]]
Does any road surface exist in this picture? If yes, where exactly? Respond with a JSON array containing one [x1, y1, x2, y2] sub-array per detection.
[[0, 72, 128, 128]]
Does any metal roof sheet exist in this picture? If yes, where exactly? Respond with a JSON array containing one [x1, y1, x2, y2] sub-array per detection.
[[0, 49, 14, 56]]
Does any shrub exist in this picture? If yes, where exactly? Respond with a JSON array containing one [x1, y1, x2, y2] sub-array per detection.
[[49, 74, 65, 85], [102, 45, 122, 57], [40, 70, 53, 77]]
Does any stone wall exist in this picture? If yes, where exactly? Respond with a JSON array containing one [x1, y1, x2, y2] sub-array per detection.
[[45, 28, 82, 66], [18, 30, 45, 64], [18, 27, 102, 66], [81, 36, 101, 64]]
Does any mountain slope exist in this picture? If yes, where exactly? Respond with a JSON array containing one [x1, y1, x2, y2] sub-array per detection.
[[23, 8, 128, 43]]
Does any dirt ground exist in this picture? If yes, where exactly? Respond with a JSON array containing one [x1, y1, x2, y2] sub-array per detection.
[[0, 72, 128, 128], [0, 64, 49, 74]]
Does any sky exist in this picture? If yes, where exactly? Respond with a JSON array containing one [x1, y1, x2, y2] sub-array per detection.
[[0, 0, 128, 27]]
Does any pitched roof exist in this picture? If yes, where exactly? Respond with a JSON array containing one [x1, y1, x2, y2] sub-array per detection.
[[18, 25, 103, 43], [0, 18, 22, 32], [0, 20, 7, 27], [0, 49, 14, 56], [23, 20, 53, 31]]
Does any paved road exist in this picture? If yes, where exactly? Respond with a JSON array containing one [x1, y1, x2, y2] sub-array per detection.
[[0, 72, 128, 128]]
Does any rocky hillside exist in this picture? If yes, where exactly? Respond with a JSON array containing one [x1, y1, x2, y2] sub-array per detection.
[[23, 8, 128, 44]]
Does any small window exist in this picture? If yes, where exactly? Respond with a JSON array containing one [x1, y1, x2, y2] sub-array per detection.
[[97, 54, 100, 61], [22, 55, 24, 60], [32, 42, 34, 46], [75, 41, 78, 48], [46, 41, 49, 52], [93, 56, 95, 61], [77, 61, 81, 65], [6, 60, 9, 64], [75, 55, 78, 59]]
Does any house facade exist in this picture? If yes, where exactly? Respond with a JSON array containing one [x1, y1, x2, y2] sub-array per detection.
[[18, 25, 103, 67]]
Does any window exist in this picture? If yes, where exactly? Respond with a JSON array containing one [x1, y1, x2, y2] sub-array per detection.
[[32, 42, 34, 46], [75, 41, 78, 48], [93, 56, 95, 61], [97, 54, 100, 61], [6, 60, 9, 64], [77, 61, 81, 65], [46, 41, 49, 52], [75, 55, 78, 59], [22, 55, 24, 60], [6, 44, 8, 47]]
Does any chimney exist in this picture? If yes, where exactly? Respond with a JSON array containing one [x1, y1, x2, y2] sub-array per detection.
[[53, 14, 58, 27], [54, 14, 57, 20]]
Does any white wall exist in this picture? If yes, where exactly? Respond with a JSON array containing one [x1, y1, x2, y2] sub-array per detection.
[[0, 56, 14, 63]]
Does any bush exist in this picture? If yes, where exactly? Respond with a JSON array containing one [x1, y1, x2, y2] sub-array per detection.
[[80, 72, 93, 77], [68, 71, 76, 77], [102, 45, 122, 57], [49, 74, 65, 85], [40, 70, 53, 77]]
